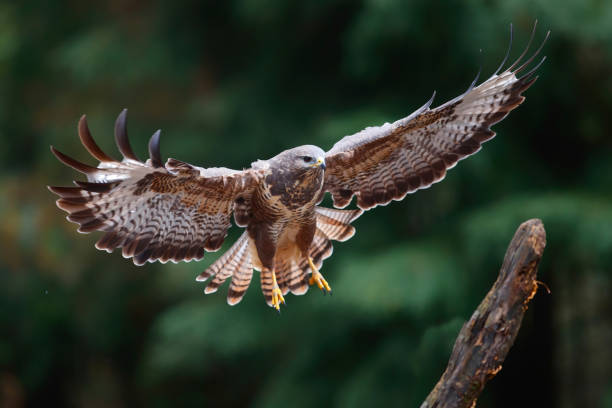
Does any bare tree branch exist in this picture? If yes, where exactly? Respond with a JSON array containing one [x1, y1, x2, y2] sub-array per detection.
[[421, 218, 547, 408]]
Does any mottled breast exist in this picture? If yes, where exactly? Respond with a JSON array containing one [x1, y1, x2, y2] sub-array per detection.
[[272, 165, 323, 208]]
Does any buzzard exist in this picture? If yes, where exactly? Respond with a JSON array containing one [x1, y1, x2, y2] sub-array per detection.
[[49, 25, 548, 311]]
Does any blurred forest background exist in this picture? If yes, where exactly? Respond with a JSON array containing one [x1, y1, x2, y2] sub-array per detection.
[[1, 1, 611, 407]]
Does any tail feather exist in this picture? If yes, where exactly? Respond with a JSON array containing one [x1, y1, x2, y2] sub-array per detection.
[[278, 257, 309, 296], [260, 268, 275, 306], [275, 207, 361, 298], [315, 207, 363, 242], [197, 231, 254, 305], [197, 206, 361, 307], [227, 244, 253, 305], [275, 257, 294, 295], [311, 228, 334, 267]]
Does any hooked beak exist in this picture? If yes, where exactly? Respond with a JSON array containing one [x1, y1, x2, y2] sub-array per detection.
[[312, 157, 325, 170]]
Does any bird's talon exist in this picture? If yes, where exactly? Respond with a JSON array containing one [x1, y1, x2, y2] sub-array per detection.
[[308, 267, 332, 294], [271, 285, 285, 311]]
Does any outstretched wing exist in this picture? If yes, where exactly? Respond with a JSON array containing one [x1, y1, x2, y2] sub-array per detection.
[[49, 110, 263, 265], [324, 24, 549, 210]]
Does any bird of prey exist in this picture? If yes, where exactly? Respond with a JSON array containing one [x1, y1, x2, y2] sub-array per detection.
[[49, 25, 548, 311]]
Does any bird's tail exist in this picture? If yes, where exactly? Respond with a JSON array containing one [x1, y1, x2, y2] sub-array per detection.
[[274, 206, 363, 298], [196, 231, 254, 305], [314, 206, 363, 242], [197, 206, 362, 307]]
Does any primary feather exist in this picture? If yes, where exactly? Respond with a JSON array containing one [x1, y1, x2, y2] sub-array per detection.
[[324, 24, 549, 210], [49, 112, 264, 266]]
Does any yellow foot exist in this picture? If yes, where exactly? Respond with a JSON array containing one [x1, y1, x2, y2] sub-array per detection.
[[307, 257, 332, 294], [271, 285, 285, 312], [269, 269, 285, 312]]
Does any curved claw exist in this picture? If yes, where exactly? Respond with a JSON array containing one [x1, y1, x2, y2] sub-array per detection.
[[308, 257, 332, 294], [269, 268, 286, 312], [271, 286, 285, 312], [309, 271, 332, 294]]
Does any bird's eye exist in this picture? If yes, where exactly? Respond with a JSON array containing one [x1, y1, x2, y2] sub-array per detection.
[[302, 156, 313, 163]]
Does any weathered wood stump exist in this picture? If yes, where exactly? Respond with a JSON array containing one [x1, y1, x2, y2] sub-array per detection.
[[421, 219, 547, 408]]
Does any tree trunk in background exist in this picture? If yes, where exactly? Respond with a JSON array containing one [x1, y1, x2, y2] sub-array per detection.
[[556, 267, 612, 408]]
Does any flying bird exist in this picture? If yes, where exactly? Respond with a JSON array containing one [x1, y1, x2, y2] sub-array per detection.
[[49, 24, 548, 311]]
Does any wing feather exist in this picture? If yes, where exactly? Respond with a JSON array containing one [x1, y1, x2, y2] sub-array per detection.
[[324, 25, 549, 210], [49, 111, 264, 265]]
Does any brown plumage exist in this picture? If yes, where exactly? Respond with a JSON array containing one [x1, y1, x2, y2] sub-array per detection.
[[48, 24, 548, 310]]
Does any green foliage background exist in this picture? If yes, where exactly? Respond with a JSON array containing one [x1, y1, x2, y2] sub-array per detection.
[[1, 1, 611, 407]]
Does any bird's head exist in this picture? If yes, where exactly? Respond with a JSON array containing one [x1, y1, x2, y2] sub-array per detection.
[[272, 145, 326, 173]]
